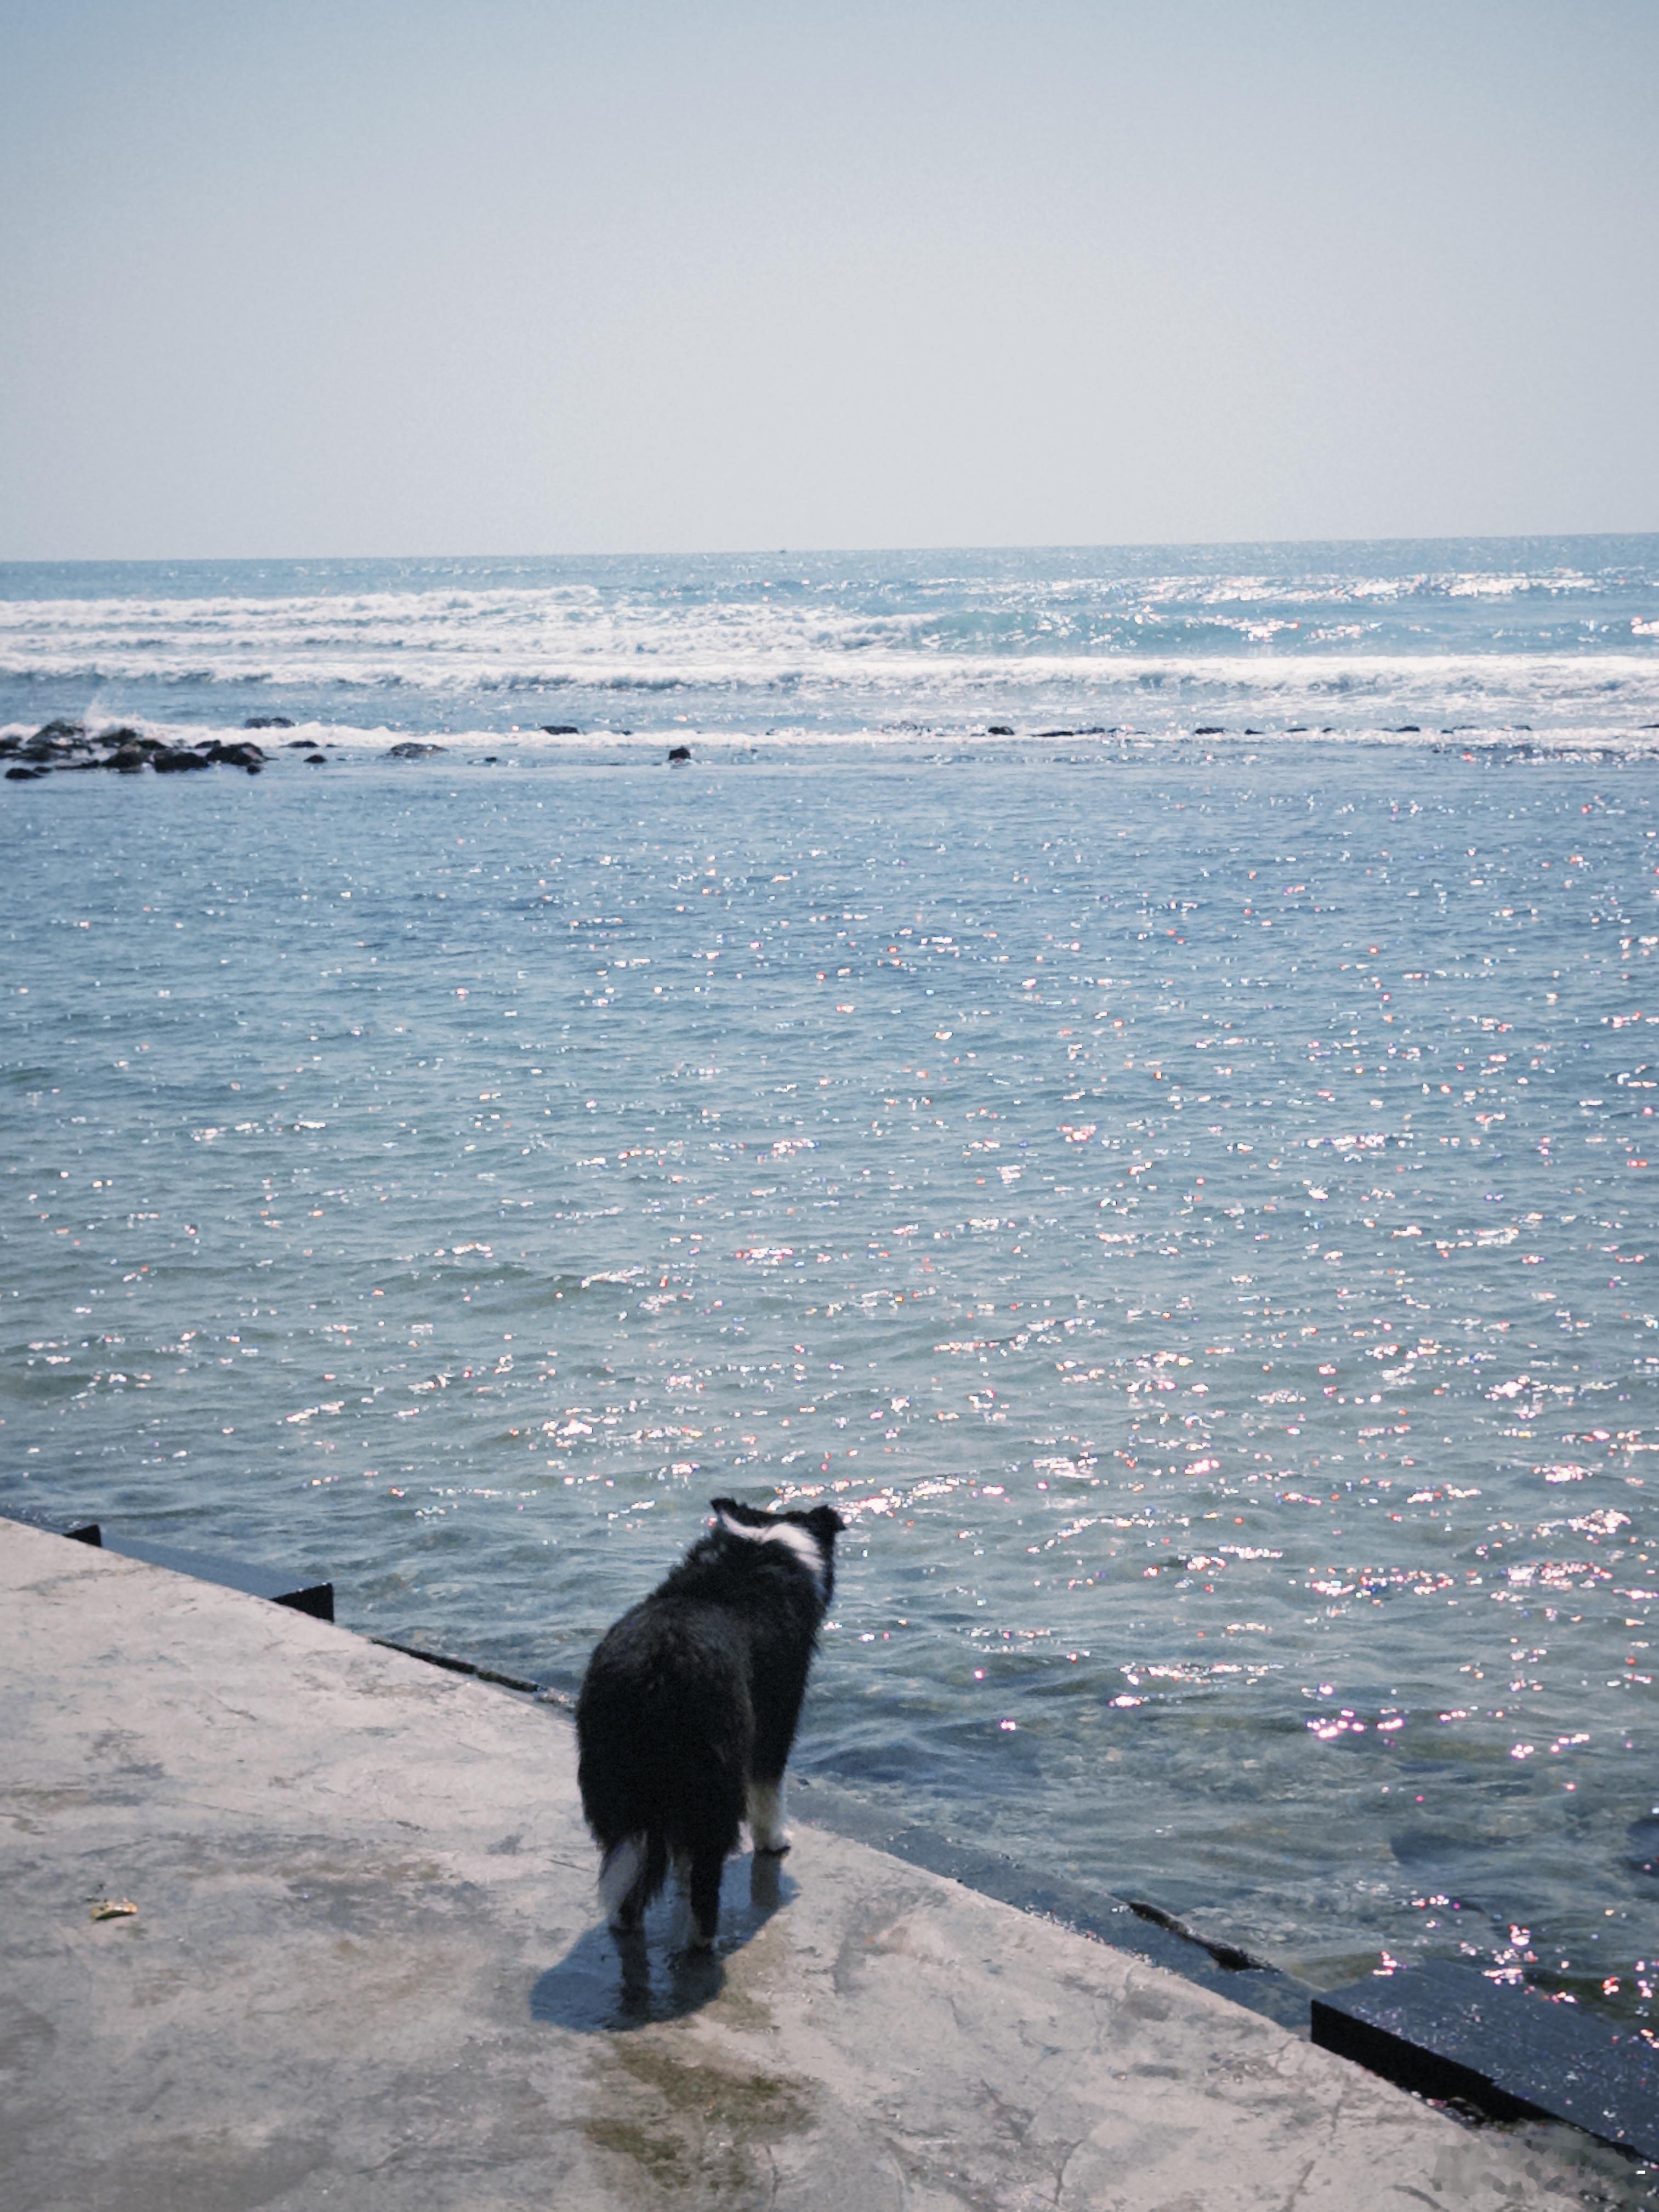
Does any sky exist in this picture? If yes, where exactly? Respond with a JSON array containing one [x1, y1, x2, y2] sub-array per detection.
[[1, 0, 1655, 559]]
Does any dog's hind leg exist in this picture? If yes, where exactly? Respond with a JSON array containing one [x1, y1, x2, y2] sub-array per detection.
[[746, 1776, 792, 1855], [686, 1843, 724, 1951], [601, 1832, 666, 1933]]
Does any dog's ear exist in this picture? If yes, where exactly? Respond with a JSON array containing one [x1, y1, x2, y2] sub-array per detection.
[[708, 1496, 739, 1519], [805, 1504, 845, 1541]]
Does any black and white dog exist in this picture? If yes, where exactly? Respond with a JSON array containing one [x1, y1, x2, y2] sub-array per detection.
[[576, 1496, 844, 1948]]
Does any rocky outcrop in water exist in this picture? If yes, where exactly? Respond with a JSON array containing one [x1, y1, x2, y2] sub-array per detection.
[[0, 723, 269, 778], [385, 741, 445, 759]]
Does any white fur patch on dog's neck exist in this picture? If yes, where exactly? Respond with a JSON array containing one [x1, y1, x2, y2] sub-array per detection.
[[718, 1511, 826, 1594]]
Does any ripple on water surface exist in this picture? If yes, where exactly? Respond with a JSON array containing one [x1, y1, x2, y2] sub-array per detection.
[[3, 749, 1658, 2027]]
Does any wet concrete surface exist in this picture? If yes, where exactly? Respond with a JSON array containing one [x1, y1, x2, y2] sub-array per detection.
[[1, 1518, 1643, 2210]]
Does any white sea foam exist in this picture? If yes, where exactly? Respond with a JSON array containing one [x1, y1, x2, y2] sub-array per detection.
[[2, 547, 1655, 753]]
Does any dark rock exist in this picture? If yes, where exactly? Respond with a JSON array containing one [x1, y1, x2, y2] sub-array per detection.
[[243, 716, 294, 730], [151, 746, 213, 773], [5, 764, 48, 781], [1311, 1959, 1659, 2163], [541, 724, 580, 735], [32, 719, 86, 742], [286, 738, 315, 749], [987, 724, 1014, 736], [304, 752, 327, 765], [203, 740, 268, 769], [667, 744, 692, 764], [1194, 725, 1224, 735], [0, 734, 21, 756], [385, 741, 445, 759], [110, 748, 146, 774]]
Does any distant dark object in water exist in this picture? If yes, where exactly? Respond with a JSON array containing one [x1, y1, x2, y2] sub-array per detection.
[[987, 724, 1014, 736], [243, 715, 294, 730], [1194, 726, 1224, 736], [1624, 1813, 1659, 1877], [33, 719, 86, 743], [304, 752, 327, 765], [1387, 1826, 1468, 1867], [542, 724, 581, 735], [202, 740, 266, 771], [5, 764, 48, 781], [22, 732, 89, 761], [1389, 726, 1422, 734], [1243, 727, 1263, 736], [668, 744, 692, 765], [285, 738, 313, 748], [151, 746, 213, 773], [385, 741, 445, 759]]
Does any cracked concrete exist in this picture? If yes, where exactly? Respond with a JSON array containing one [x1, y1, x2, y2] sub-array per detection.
[[0, 1519, 1634, 2209]]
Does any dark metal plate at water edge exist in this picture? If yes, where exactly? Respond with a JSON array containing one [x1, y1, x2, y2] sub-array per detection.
[[1312, 1960, 1659, 2164]]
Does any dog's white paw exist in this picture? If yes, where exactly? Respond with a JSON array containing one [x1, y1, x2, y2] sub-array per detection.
[[746, 1781, 791, 1855]]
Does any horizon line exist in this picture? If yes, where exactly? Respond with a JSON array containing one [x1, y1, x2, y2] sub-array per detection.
[[2, 525, 1658, 570]]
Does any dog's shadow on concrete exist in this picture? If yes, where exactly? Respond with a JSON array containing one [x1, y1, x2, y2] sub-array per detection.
[[530, 1850, 796, 2031]]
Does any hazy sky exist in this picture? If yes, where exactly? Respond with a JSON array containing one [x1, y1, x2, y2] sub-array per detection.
[[2, 0, 1655, 559]]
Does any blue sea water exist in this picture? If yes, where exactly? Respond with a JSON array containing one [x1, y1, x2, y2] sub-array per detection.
[[4, 539, 1659, 2019]]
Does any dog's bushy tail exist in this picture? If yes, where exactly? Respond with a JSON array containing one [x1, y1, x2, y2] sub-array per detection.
[[597, 1830, 668, 1923]]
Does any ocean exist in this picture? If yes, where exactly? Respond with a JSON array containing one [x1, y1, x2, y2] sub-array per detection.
[[4, 537, 1658, 2018]]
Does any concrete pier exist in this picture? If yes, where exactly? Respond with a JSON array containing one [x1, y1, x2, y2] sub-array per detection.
[[0, 1520, 1628, 2208]]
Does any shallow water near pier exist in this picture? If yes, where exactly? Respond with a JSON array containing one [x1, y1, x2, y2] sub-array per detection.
[[5, 732, 1658, 2029]]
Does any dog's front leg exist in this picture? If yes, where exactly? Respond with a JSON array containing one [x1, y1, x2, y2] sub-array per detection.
[[746, 1776, 792, 1855]]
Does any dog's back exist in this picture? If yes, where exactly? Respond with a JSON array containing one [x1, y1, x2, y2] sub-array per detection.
[[577, 1595, 755, 1895]]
